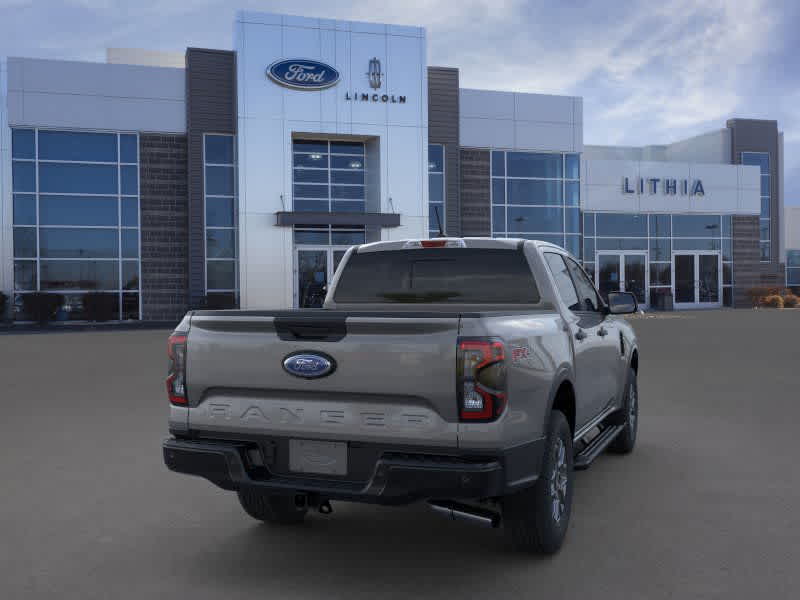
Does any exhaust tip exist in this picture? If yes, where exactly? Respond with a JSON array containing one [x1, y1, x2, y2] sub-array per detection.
[[428, 500, 500, 528]]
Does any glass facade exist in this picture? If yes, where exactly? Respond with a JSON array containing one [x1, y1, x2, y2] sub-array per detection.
[[293, 225, 366, 248], [491, 150, 580, 258], [292, 140, 365, 213], [787, 250, 800, 289], [11, 128, 141, 320], [204, 134, 238, 298], [742, 152, 770, 261], [428, 144, 445, 236], [583, 212, 733, 307]]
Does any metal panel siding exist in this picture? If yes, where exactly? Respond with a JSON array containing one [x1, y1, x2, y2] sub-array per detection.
[[427, 67, 460, 236], [6, 57, 185, 133], [186, 48, 237, 307], [727, 119, 781, 271]]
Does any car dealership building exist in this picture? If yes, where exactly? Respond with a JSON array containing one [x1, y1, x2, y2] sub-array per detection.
[[0, 11, 793, 321]]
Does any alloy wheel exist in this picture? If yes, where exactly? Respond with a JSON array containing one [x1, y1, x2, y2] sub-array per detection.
[[549, 438, 569, 523]]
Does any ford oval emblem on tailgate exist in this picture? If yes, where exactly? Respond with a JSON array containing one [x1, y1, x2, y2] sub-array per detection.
[[283, 352, 336, 379]]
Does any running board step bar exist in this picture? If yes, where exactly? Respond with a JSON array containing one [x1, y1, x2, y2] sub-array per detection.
[[573, 424, 624, 470]]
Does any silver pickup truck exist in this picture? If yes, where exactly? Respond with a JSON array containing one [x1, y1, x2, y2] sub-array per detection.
[[163, 238, 639, 554]]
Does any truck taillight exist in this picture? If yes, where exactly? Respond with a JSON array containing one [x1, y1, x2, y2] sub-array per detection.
[[166, 333, 187, 406], [457, 338, 506, 422]]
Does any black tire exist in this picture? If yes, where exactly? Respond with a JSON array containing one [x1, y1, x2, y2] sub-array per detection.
[[502, 410, 574, 554], [608, 367, 638, 454], [237, 488, 308, 525]]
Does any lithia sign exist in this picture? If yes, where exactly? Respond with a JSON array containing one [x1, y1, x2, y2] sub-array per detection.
[[623, 177, 705, 196], [267, 57, 407, 103]]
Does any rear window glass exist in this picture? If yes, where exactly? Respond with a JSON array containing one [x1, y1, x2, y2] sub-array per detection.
[[334, 248, 540, 304]]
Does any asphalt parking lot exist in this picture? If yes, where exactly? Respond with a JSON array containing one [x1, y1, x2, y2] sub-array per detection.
[[2, 309, 799, 599]]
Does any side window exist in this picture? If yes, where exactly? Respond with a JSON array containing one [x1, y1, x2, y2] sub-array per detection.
[[544, 252, 580, 310], [564, 256, 601, 313]]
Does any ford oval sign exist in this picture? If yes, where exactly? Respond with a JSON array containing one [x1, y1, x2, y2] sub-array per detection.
[[267, 59, 340, 90], [283, 352, 336, 379]]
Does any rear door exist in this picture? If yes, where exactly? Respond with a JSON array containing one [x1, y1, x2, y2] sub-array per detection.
[[185, 311, 461, 448], [543, 253, 620, 428]]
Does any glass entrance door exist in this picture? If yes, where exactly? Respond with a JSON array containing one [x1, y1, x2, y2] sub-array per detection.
[[672, 252, 721, 309], [698, 254, 720, 303], [623, 254, 647, 306], [674, 254, 695, 304], [596, 252, 648, 307], [296, 249, 328, 308], [295, 247, 353, 308]]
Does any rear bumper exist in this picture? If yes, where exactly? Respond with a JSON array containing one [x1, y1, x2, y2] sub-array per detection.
[[163, 437, 544, 504]]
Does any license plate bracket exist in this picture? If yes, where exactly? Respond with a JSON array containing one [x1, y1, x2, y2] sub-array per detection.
[[289, 439, 348, 476]]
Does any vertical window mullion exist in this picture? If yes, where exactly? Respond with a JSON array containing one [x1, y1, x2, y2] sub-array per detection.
[[117, 133, 122, 320], [136, 132, 142, 319], [202, 134, 207, 294], [328, 140, 332, 212], [35, 128, 41, 293]]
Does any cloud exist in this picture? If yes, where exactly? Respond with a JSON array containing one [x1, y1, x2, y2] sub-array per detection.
[[0, 0, 796, 202]]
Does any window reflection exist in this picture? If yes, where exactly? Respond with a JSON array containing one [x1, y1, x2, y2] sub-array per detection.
[[10, 128, 141, 319], [204, 134, 238, 297], [429, 144, 445, 236], [491, 150, 578, 243]]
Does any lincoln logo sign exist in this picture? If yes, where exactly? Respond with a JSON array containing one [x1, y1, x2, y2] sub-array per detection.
[[623, 177, 705, 196], [267, 59, 340, 90], [344, 57, 406, 104], [367, 57, 382, 89]]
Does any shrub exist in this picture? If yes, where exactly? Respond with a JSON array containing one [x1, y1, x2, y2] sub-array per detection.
[[782, 294, 799, 308], [22, 293, 64, 324], [82, 292, 118, 322], [746, 287, 768, 306], [762, 295, 784, 308], [747, 287, 792, 307]]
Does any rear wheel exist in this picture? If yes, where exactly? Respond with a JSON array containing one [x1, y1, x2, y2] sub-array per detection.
[[609, 367, 638, 454], [237, 489, 308, 524], [502, 410, 574, 554]]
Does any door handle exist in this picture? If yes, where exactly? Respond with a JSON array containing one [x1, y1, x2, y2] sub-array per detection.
[[575, 329, 588, 341], [598, 326, 609, 337]]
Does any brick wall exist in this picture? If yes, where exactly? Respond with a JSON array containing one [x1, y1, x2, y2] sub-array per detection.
[[732, 215, 761, 307], [732, 215, 787, 307], [139, 134, 189, 321], [460, 149, 490, 236]]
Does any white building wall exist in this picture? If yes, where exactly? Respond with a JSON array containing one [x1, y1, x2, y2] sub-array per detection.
[[6, 57, 185, 132], [106, 48, 186, 69], [586, 129, 731, 165], [785, 206, 800, 250], [235, 11, 428, 309], [582, 158, 761, 215], [459, 88, 582, 152], [664, 129, 731, 164]]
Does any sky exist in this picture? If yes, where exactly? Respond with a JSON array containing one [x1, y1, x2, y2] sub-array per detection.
[[1, 0, 799, 205]]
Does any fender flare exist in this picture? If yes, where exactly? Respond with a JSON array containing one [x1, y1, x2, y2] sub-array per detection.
[[546, 363, 576, 415]]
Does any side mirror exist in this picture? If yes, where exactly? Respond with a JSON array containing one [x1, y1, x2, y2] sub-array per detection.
[[607, 291, 638, 315]]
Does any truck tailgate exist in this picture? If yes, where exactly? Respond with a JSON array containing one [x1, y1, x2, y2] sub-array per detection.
[[185, 312, 461, 447]]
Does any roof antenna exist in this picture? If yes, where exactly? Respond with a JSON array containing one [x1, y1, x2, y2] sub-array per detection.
[[434, 206, 445, 238]]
